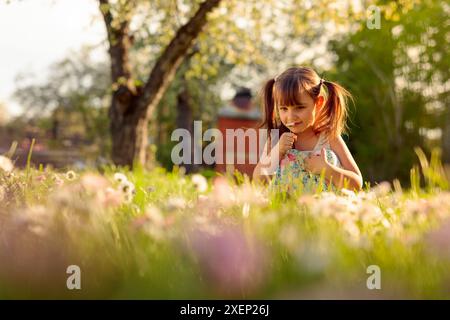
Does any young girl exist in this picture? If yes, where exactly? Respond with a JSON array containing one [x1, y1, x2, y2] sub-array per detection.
[[253, 66, 363, 192]]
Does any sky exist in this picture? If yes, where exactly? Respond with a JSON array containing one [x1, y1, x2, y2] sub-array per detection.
[[0, 0, 343, 120], [0, 0, 106, 118]]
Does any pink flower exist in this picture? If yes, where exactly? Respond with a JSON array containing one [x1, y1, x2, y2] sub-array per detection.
[[287, 153, 296, 161], [425, 220, 450, 258], [35, 175, 47, 182], [280, 153, 296, 167], [212, 177, 235, 205], [189, 225, 269, 297], [80, 173, 109, 192], [101, 187, 123, 208]]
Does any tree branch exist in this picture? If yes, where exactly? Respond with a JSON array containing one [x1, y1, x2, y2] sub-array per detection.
[[135, 0, 222, 119], [99, 0, 136, 102], [99, 0, 137, 115]]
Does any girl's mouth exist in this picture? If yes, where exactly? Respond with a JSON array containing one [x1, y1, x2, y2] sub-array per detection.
[[286, 121, 302, 127]]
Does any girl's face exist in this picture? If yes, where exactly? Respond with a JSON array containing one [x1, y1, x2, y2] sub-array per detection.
[[277, 89, 324, 134]]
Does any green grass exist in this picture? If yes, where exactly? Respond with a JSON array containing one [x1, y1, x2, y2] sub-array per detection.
[[0, 150, 450, 299]]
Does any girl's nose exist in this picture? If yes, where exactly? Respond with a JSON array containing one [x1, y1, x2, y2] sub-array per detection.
[[288, 109, 298, 116]]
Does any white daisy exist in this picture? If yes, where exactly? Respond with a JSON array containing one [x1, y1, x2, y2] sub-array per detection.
[[114, 172, 128, 184], [65, 170, 77, 181], [120, 180, 135, 195], [166, 196, 187, 211], [0, 155, 14, 173], [191, 174, 208, 193], [242, 202, 250, 218]]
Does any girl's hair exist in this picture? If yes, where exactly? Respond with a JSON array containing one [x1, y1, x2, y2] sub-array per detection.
[[259, 66, 352, 143]]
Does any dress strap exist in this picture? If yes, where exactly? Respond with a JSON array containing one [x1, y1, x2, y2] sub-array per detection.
[[313, 132, 329, 152]]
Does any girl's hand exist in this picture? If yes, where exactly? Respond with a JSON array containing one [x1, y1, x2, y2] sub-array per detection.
[[304, 147, 329, 174], [276, 132, 297, 159]]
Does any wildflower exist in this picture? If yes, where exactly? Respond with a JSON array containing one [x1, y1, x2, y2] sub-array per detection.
[[51, 187, 73, 208], [242, 203, 250, 218], [340, 188, 357, 198], [189, 226, 269, 297], [194, 195, 220, 218], [120, 180, 135, 195], [101, 187, 124, 208], [235, 183, 268, 206], [425, 220, 450, 258], [52, 174, 64, 186], [118, 180, 136, 204], [0, 185, 5, 202], [372, 181, 392, 197], [381, 218, 391, 228], [35, 174, 47, 182], [166, 196, 187, 211], [295, 241, 331, 274], [191, 174, 208, 193], [357, 191, 377, 201], [297, 194, 316, 206], [145, 206, 165, 226], [279, 225, 299, 250], [132, 206, 167, 239], [80, 173, 109, 192], [342, 220, 360, 242], [0, 155, 13, 173], [22, 205, 54, 236], [358, 203, 384, 226], [0, 208, 73, 292], [113, 172, 128, 184], [65, 170, 77, 181], [212, 177, 235, 206], [194, 215, 209, 225]]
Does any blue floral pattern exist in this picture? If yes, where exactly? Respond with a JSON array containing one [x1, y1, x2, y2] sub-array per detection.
[[270, 134, 342, 193]]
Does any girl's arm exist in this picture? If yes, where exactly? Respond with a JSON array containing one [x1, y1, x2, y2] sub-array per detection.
[[253, 140, 280, 183], [326, 135, 363, 190]]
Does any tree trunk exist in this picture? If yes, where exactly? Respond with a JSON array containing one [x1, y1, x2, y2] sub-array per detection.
[[110, 111, 149, 167], [99, 0, 222, 168], [443, 108, 450, 164], [176, 79, 198, 173]]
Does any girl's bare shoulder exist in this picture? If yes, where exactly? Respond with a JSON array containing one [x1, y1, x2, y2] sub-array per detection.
[[328, 134, 362, 176]]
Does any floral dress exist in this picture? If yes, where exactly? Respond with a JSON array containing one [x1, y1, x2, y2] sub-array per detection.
[[270, 132, 342, 193]]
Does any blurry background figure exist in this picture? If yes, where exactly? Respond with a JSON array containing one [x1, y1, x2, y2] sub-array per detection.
[[216, 88, 262, 178], [217, 88, 261, 119]]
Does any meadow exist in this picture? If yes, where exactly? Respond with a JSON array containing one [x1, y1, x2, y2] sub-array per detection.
[[1, 148, 450, 299]]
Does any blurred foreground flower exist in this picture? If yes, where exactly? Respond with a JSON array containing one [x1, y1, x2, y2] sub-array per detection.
[[52, 174, 64, 186], [211, 177, 268, 208], [119, 180, 136, 203], [372, 181, 392, 197], [0, 155, 14, 173], [166, 196, 187, 211], [0, 205, 78, 298], [189, 225, 269, 297], [65, 170, 77, 181], [113, 172, 128, 184], [191, 174, 208, 193], [131, 205, 175, 240], [425, 219, 450, 259]]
